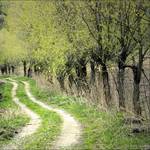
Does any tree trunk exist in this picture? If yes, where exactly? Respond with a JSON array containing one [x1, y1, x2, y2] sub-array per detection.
[[75, 63, 87, 81], [75, 58, 87, 89], [117, 47, 128, 109], [23, 61, 27, 76], [11, 66, 15, 74], [133, 82, 141, 115], [27, 67, 32, 78], [8, 65, 11, 74], [117, 68, 125, 109], [57, 75, 65, 90], [4, 64, 7, 74], [132, 66, 142, 116], [34, 65, 38, 75], [90, 60, 95, 85], [68, 73, 74, 89], [101, 64, 111, 107], [1, 66, 5, 75]]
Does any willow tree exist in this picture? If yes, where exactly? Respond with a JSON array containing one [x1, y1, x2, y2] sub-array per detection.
[[0, 29, 26, 74], [6, 1, 72, 78], [111, 0, 139, 109], [74, 0, 114, 106], [53, 0, 115, 105], [124, 1, 150, 115], [51, 1, 93, 90]]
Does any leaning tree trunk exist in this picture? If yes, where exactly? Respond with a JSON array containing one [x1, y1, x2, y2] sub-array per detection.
[[101, 64, 111, 107], [23, 61, 27, 76]]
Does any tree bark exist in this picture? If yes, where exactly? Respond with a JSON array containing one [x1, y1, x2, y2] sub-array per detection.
[[132, 66, 142, 115], [8, 65, 11, 74], [57, 75, 65, 90], [117, 45, 128, 109], [75, 57, 87, 89], [4, 64, 7, 74], [1, 65, 5, 75], [68, 73, 74, 89], [27, 67, 32, 78], [90, 60, 95, 85], [133, 82, 141, 115], [117, 68, 125, 108], [56, 69, 66, 91], [11, 66, 15, 74], [23, 61, 27, 76], [101, 64, 111, 107]]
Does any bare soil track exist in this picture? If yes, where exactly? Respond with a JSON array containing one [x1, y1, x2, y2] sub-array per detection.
[[2, 79, 82, 149], [2, 80, 41, 150], [23, 81, 82, 149]]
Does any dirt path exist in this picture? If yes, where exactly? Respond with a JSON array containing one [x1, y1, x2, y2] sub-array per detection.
[[2, 81, 41, 150], [23, 81, 82, 149]]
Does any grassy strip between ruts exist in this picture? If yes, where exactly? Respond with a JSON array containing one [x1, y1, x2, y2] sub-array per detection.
[[14, 76, 150, 150], [0, 79, 29, 147], [15, 80, 62, 150]]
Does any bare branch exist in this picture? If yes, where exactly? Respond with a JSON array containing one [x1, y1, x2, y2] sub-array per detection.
[[142, 48, 150, 58], [142, 69, 150, 85], [81, 11, 98, 42]]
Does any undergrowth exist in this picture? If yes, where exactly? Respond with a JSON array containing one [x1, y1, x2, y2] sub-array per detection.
[[26, 77, 150, 150]]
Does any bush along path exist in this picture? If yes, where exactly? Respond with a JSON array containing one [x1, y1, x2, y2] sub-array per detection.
[[23, 81, 82, 149], [2, 80, 41, 150]]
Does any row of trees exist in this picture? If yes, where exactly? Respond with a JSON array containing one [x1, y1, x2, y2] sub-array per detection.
[[0, 0, 149, 116]]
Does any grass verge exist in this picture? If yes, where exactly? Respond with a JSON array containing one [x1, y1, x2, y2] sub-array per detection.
[[7, 76, 149, 149], [0, 80, 29, 146], [23, 77, 150, 150]]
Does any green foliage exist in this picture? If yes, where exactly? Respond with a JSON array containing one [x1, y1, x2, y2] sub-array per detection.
[[0, 29, 26, 64], [1, 0, 149, 75], [6, 1, 73, 74]]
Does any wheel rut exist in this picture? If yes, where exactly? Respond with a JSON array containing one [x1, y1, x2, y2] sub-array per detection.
[[2, 80, 41, 150], [23, 81, 82, 149]]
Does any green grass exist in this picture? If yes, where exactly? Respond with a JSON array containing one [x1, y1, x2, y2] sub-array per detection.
[[20, 77, 150, 150], [0, 81, 29, 146], [4, 76, 150, 149], [15, 81, 62, 149]]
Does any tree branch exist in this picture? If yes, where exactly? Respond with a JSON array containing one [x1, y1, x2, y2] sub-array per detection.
[[81, 11, 98, 42]]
